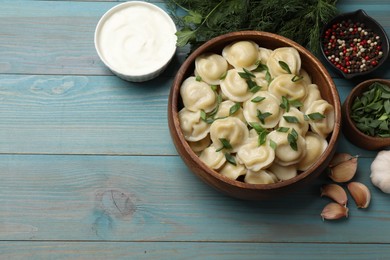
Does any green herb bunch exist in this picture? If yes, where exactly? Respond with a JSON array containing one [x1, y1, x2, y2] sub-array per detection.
[[350, 82, 390, 138], [166, 0, 338, 54]]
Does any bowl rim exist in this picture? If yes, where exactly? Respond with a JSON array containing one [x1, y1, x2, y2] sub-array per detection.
[[342, 78, 390, 147], [320, 9, 390, 79], [169, 30, 341, 192]]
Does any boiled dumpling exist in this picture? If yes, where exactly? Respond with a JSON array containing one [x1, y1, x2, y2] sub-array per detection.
[[220, 160, 247, 180], [244, 169, 278, 184], [199, 145, 226, 170], [258, 47, 273, 64], [305, 99, 335, 137], [210, 117, 249, 152], [195, 53, 228, 85], [222, 41, 260, 70], [268, 74, 307, 102], [299, 69, 312, 85], [278, 107, 309, 136], [215, 100, 246, 123], [268, 130, 306, 166], [188, 135, 211, 153], [179, 108, 210, 142], [298, 132, 328, 171], [268, 162, 298, 181], [267, 47, 301, 78], [220, 69, 253, 102], [243, 90, 282, 129], [180, 76, 217, 112], [236, 139, 275, 171], [301, 84, 322, 113]]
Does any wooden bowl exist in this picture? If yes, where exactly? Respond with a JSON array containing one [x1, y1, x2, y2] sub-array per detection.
[[342, 79, 390, 150], [168, 31, 341, 200]]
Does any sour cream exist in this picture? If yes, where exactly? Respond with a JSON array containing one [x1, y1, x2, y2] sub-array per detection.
[[95, 1, 177, 81]]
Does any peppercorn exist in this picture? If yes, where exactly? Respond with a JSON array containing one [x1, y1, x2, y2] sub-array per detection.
[[322, 20, 384, 74]]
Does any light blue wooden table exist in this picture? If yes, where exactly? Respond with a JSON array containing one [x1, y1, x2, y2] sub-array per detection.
[[1, 0, 389, 259]]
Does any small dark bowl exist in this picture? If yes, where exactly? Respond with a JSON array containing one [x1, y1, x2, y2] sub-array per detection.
[[342, 79, 390, 150], [320, 9, 389, 79], [168, 31, 341, 200]]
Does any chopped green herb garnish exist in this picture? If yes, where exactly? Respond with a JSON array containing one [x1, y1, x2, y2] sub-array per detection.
[[292, 75, 304, 82], [257, 109, 272, 124], [225, 153, 237, 166], [283, 115, 299, 123], [195, 75, 202, 82], [277, 127, 290, 133], [270, 139, 277, 150], [249, 122, 269, 146], [210, 85, 218, 91], [251, 96, 266, 103], [279, 61, 292, 74], [216, 138, 232, 152], [229, 103, 241, 115], [307, 112, 326, 121], [287, 128, 299, 151], [280, 96, 290, 112]]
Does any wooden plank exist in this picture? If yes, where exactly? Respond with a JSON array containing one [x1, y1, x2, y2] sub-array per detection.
[[1, 241, 390, 259], [0, 1, 389, 77], [0, 0, 186, 76], [0, 155, 387, 242], [0, 75, 384, 156]]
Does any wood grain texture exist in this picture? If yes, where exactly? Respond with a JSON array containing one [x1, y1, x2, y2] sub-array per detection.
[[0, 75, 379, 156], [1, 0, 390, 258], [0, 155, 388, 242], [1, 241, 390, 260]]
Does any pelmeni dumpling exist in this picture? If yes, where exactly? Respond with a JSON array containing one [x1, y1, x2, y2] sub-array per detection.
[[220, 160, 246, 180], [258, 47, 273, 64], [298, 132, 328, 171], [180, 76, 217, 112], [244, 169, 278, 184], [199, 145, 226, 170], [222, 41, 260, 70], [268, 74, 307, 102], [243, 91, 282, 128], [269, 162, 298, 181], [179, 108, 210, 142], [188, 135, 211, 153], [195, 53, 228, 85], [305, 99, 335, 137], [301, 84, 322, 113], [220, 69, 253, 102], [236, 139, 275, 171], [268, 130, 306, 166], [267, 47, 301, 78], [253, 71, 269, 91], [299, 69, 312, 85], [215, 100, 246, 123], [210, 117, 249, 152], [279, 107, 309, 136]]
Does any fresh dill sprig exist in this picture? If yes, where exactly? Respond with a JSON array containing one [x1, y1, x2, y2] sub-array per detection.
[[166, 0, 338, 54]]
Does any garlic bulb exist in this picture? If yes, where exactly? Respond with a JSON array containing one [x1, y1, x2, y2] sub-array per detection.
[[370, 150, 390, 194]]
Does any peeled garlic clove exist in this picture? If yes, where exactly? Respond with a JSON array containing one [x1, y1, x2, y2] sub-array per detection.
[[321, 184, 348, 206], [347, 182, 371, 209], [328, 156, 358, 183], [321, 202, 349, 220], [329, 153, 355, 168]]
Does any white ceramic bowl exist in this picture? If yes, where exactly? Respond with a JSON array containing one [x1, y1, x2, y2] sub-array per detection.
[[94, 1, 177, 82]]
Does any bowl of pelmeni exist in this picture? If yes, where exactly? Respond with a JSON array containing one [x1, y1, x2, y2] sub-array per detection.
[[168, 31, 341, 200]]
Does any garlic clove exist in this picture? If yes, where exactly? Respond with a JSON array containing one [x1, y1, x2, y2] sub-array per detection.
[[347, 182, 371, 209], [329, 153, 355, 168], [321, 202, 349, 220], [321, 184, 348, 206], [328, 156, 358, 183]]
